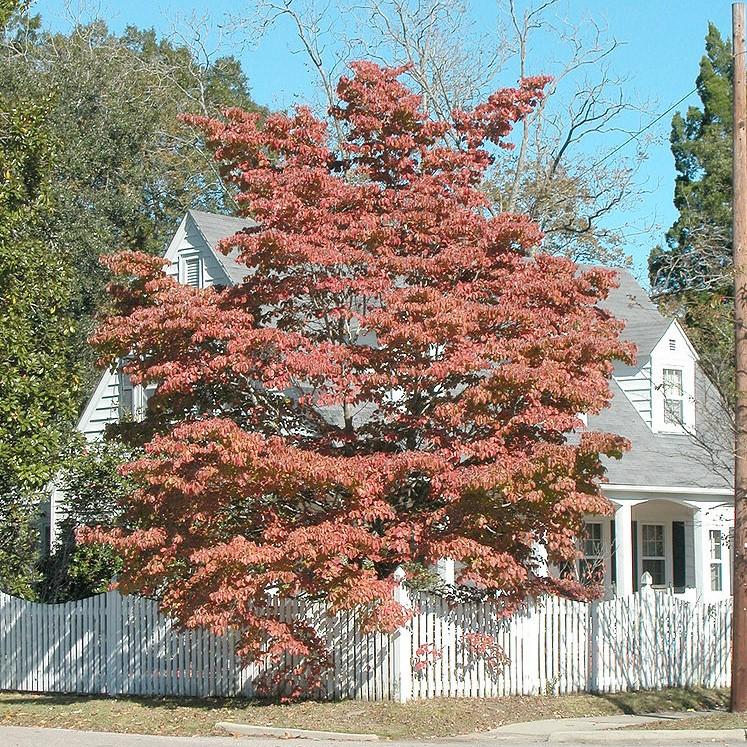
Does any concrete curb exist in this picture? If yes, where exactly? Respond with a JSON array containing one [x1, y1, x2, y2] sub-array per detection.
[[215, 721, 380, 741], [550, 729, 747, 743]]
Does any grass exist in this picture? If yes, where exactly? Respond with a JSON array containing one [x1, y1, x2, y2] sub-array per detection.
[[0, 687, 731, 740], [633, 712, 747, 731]]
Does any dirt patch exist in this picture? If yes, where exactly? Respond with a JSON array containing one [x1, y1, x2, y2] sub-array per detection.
[[0, 687, 730, 740]]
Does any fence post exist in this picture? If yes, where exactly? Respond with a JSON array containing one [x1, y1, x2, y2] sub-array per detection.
[[522, 600, 541, 694], [105, 590, 122, 695], [639, 571, 655, 690], [589, 600, 600, 693], [392, 566, 413, 703]]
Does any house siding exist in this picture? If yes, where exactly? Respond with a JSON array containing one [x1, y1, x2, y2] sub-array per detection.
[[78, 368, 120, 442], [616, 363, 652, 428], [164, 219, 231, 288]]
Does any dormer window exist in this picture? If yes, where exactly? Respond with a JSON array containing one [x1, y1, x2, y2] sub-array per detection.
[[119, 365, 156, 421], [662, 368, 684, 426], [180, 254, 203, 288]]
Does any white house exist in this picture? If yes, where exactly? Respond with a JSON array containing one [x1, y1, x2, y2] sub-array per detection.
[[580, 269, 733, 601], [51, 210, 735, 601]]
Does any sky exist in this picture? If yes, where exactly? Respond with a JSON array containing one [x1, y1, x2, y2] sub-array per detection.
[[31, 0, 737, 283]]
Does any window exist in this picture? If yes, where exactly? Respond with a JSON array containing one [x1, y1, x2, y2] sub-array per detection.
[[641, 524, 665, 586], [182, 255, 202, 288], [579, 522, 604, 585], [710, 529, 723, 592], [119, 366, 156, 421], [119, 369, 134, 418], [663, 368, 684, 426]]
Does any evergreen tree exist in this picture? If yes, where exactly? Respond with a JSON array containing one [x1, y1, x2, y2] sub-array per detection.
[[0, 10, 266, 395], [0, 4, 267, 596], [0, 89, 78, 597], [649, 24, 734, 399]]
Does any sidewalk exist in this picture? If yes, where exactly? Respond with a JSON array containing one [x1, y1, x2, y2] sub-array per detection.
[[464, 711, 747, 744]]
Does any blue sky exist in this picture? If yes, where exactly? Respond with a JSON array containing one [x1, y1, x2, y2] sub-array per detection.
[[32, 1, 735, 282]]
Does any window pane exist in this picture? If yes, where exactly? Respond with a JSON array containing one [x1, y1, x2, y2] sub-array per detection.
[[710, 530, 722, 560], [663, 368, 683, 395], [119, 371, 134, 416], [583, 523, 603, 557], [642, 525, 664, 558], [711, 563, 723, 592], [664, 398, 683, 425], [642, 559, 665, 586]]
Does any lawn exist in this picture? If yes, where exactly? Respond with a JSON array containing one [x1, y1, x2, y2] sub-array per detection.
[[0, 688, 730, 740], [632, 711, 747, 731]]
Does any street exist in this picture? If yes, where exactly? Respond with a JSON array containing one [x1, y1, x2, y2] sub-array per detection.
[[1, 725, 746, 747]]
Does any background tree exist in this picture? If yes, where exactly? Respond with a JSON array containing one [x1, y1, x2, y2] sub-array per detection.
[[0, 2, 79, 596], [82, 63, 632, 685], [241, 0, 650, 265], [649, 23, 733, 404], [38, 440, 134, 602], [0, 5, 266, 598], [0, 8, 266, 393]]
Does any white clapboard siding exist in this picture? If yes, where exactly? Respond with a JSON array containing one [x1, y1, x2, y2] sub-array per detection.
[[163, 218, 233, 290], [0, 586, 732, 701], [616, 361, 653, 427], [77, 368, 121, 442]]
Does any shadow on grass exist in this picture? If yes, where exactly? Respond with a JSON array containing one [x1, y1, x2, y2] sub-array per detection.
[[1, 686, 732, 719], [0, 691, 321, 711], [598, 687, 730, 715]]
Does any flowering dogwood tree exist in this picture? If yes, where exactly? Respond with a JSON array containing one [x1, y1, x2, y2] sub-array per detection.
[[84, 63, 633, 678]]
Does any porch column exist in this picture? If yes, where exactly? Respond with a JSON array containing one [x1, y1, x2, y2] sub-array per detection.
[[435, 558, 455, 585], [693, 510, 710, 599], [614, 502, 634, 596]]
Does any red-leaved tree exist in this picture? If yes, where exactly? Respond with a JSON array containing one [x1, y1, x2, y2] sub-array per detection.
[[84, 62, 633, 685]]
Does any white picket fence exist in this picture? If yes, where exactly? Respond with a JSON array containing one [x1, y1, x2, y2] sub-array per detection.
[[0, 579, 732, 701]]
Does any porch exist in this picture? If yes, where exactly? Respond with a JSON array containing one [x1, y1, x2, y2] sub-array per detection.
[[582, 494, 733, 600]]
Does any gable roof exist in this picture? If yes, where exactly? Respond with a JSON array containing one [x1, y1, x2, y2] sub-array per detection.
[[590, 266, 672, 362], [179, 212, 733, 493], [588, 376, 732, 491], [188, 209, 258, 285], [585, 267, 733, 492], [184, 215, 668, 360]]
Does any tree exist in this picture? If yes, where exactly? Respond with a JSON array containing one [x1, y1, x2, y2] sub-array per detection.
[[649, 23, 733, 402], [38, 440, 133, 602], [0, 10, 267, 393], [241, 0, 648, 265], [0, 70, 78, 596], [82, 63, 632, 685]]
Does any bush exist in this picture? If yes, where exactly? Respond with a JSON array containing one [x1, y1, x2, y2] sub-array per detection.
[[38, 439, 135, 602]]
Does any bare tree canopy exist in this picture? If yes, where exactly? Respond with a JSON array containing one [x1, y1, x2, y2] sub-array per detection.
[[235, 0, 654, 265]]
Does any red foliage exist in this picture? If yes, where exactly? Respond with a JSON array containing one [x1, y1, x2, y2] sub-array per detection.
[[82, 62, 633, 679], [464, 632, 510, 673], [412, 643, 443, 672]]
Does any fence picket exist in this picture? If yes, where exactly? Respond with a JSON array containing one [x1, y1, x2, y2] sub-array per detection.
[[0, 587, 733, 700]]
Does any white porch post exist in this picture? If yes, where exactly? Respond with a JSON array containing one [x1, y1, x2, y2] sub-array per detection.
[[693, 510, 710, 599], [614, 502, 633, 596], [436, 558, 455, 585]]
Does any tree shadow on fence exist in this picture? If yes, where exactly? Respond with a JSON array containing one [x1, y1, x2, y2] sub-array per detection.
[[590, 586, 732, 695]]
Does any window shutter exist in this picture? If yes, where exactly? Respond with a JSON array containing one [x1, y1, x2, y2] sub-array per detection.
[[119, 370, 134, 417], [184, 256, 201, 288], [672, 521, 686, 591]]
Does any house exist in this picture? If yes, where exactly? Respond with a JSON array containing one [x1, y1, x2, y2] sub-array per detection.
[[51, 209, 735, 601], [579, 270, 733, 601]]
